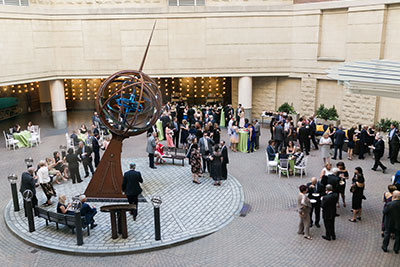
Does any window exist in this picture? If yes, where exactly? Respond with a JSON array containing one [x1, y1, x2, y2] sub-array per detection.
[[169, 0, 205, 6], [2, 0, 29, 6]]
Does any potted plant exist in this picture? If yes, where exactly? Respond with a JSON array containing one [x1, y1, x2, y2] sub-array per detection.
[[277, 102, 299, 124], [316, 104, 340, 126]]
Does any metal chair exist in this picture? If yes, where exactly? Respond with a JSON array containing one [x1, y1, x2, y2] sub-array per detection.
[[265, 152, 277, 174], [278, 158, 290, 178], [294, 156, 308, 178]]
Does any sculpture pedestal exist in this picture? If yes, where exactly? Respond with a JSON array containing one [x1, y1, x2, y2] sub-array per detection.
[[84, 134, 125, 200]]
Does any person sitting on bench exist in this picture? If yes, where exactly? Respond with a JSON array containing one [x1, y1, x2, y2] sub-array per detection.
[[79, 195, 97, 229]]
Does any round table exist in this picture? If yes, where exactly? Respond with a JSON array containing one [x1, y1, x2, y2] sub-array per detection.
[[237, 130, 249, 153], [13, 130, 31, 147], [156, 120, 164, 140]]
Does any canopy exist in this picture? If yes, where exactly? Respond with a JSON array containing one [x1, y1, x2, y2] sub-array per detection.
[[326, 60, 400, 98]]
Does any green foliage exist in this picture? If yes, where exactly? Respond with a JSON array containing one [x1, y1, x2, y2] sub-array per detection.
[[316, 104, 339, 121], [277, 102, 296, 114], [376, 118, 399, 132]]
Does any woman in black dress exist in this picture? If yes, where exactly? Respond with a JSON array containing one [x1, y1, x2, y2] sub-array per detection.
[[210, 145, 223, 186], [53, 151, 69, 179], [336, 161, 349, 208], [349, 167, 365, 222], [347, 125, 356, 160], [57, 194, 74, 215], [212, 123, 221, 145], [180, 120, 189, 149]]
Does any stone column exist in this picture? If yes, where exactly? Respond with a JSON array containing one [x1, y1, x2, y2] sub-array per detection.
[[38, 82, 52, 118], [238, 76, 252, 119], [50, 80, 67, 129], [300, 77, 317, 117], [341, 92, 376, 128]]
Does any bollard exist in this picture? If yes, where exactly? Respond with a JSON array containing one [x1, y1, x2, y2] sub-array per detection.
[[151, 196, 162, 241], [8, 174, 19, 212], [23, 190, 35, 232], [72, 200, 83, 246]]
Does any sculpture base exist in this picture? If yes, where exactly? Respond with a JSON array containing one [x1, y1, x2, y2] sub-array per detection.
[[84, 134, 125, 199]]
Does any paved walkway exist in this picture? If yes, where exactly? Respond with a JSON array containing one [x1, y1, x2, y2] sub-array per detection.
[[5, 158, 243, 254], [0, 111, 399, 266]]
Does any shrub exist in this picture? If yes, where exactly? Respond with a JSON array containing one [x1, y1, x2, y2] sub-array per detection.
[[277, 102, 296, 114], [376, 118, 399, 132], [316, 104, 338, 121]]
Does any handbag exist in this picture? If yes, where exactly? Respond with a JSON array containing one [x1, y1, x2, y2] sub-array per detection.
[[350, 184, 355, 193]]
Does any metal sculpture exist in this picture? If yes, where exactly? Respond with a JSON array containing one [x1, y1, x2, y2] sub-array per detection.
[[84, 21, 162, 199]]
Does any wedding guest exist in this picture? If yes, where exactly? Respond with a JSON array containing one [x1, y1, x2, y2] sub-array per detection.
[[180, 120, 189, 149], [327, 124, 336, 149], [332, 125, 345, 160], [212, 123, 221, 145], [247, 123, 256, 153], [37, 160, 56, 206], [27, 121, 35, 132], [320, 132, 333, 164], [165, 123, 175, 149], [122, 162, 143, 221], [381, 190, 400, 254], [210, 145, 223, 186], [79, 195, 97, 229], [381, 185, 397, 237], [307, 177, 325, 228], [57, 195, 74, 215], [297, 185, 312, 240], [172, 117, 180, 148], [199, 132, 214, 173], [349, 167, 365, 222], [274, 121, 284, 152], [229, 121, 239, 152], [347, 125, 357, 160], [320, 163, 333, 178], [239, 107, 245, 128], [286, 140, 296, 155], [220, 140, 229, 180], [77, 141, 94, 177], [298, 122, 310, 155], [266, 140, 276, 161], [190, 144, 202, 184], [92, 133, 101, 168], [154, 138, 166, 165], [254, 120, 261, 150], [336, 161, 349, 208], [309, 116, 319, 150], [79, 123, 88, 134], [65, 148, 82, 184], [359, 125, 369, 160], [388, 123, 399, 164], [46, 157, 65, 184], [322, 184, 338, 241], [53, 151, 69, 179], [371, 134, 387, 173], [146, 132, 157, 169], [12, 124, 21, 133], [20, 167, 38, 209]]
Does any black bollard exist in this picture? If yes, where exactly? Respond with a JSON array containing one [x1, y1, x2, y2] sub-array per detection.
[[23, 199, 27, 217], [11, 183, 20, 212], [74, 210, 83, 246], [154, 206, 161, 241], [26, 200, 35, 232]]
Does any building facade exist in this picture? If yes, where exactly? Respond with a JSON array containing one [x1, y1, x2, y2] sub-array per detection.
[[1, 0, 400, 127]]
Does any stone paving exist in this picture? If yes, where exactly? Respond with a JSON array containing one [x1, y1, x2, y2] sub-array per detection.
[[5, 157, 243, 254], [0, 111, 399, 266]]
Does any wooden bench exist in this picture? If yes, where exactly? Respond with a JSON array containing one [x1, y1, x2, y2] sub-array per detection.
[[36, 207, 90, 236], [163, 147, 186, 166]]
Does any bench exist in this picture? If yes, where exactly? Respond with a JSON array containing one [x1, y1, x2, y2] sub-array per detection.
[[36, 207, 90, 236], [163, 147, 186, 166]]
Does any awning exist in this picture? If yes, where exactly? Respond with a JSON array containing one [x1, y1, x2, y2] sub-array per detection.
[[326, 60, 400, 98]]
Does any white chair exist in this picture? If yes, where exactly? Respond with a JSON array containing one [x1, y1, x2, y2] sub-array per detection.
[[3, 131, 19, 150], [27, 134, 39, 147], [294, 156, 308, 178], [32, 126, 40, 143], [278, 158, 290, 178], [265, 152, 277, 174]]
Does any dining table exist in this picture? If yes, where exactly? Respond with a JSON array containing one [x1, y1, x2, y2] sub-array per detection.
[[13, 130, 31, 148], [156, 119, 164, 140], [237, 130, 249, 153]]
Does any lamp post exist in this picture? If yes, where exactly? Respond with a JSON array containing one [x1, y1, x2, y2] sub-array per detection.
[[72, 200, 83, 246], [24, 158, 33, 168], [151, 196, 162, 241], [22, 189, 35, 232], [8, 174, 19, 212]]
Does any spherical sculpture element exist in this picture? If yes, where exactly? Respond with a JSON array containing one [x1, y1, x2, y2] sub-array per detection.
[[97, 70, 162, 137]]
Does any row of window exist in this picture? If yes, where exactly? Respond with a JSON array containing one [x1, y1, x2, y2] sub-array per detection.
[[1, 0, 29, 6]]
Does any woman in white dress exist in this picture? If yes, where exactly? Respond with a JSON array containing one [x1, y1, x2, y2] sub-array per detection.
[[320, 163, 333, 179], [319, 132, 333, 164], [239, 107, 245, 128]]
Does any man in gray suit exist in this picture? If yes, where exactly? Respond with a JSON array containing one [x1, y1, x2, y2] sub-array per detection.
[[254, 119, 261, 150], [274, 121, 284, 151], [199, 132, 214, 173], [146, 132, 157, 169]]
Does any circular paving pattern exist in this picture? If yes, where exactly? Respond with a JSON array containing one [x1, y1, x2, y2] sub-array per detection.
[[4, 157, 244, 255]]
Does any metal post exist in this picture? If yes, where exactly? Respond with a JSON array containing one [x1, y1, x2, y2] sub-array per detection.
[[154, 207, 161, 241], [74, 210, 83, 246], [11, 183, 20, 212], [26, 200, 35, 232]]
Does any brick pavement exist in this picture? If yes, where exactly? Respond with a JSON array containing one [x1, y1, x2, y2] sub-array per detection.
[[0, 112, 399, 266]]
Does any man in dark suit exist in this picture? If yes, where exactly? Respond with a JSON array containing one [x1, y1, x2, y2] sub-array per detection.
[[79, 194, 97, 229], [321, 184, 338, 241], [307, 177, 325, 228], [388, 124, 400, 164], [172, 117, 180, 148], [199, 132, 214, 173], [70, 130, 80, 147], [220, 140, 229, 180], [146, 132, 157, 169], [77, 141, 94, 177], [20, 167, 38, 210], [160, 112, 171, 136], [309, 117, 319, 150], [91, 133, 101, 168], [274, 121, 284, 152], [359, 125, 369, 159], [332, 125, 346, 160], [266, 140, 276, 161], [371, 135, 387, 173], [298, 123, 311, 155], [65, 148, 82, 184], [122, 162, 143, 221], [382, 190, 400, 253]]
